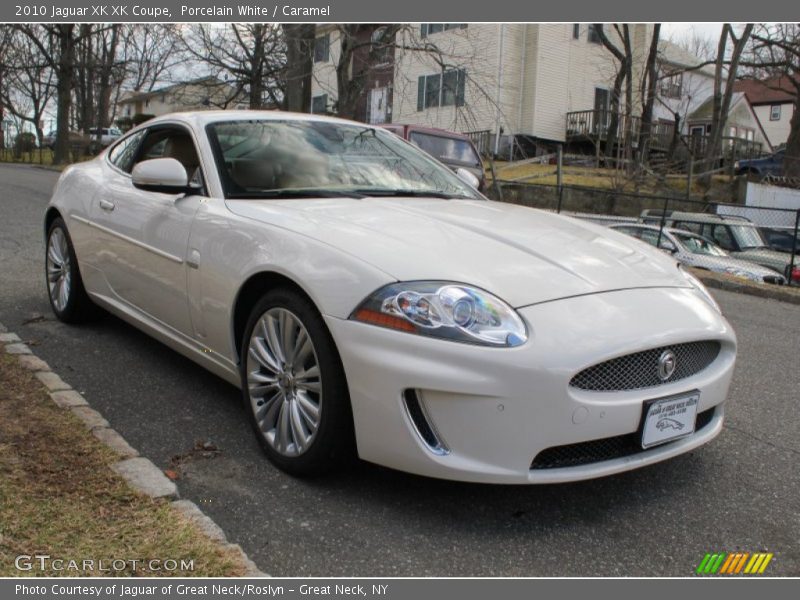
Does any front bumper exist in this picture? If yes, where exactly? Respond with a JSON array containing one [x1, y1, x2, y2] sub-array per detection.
[[325, 287, 736, 484]]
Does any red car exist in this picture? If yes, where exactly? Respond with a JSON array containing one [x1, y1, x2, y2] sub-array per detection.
[[380, 124, 486, 192]]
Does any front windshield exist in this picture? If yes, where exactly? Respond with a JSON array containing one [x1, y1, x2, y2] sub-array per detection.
[[730, 225, 767, 250], [207, 120, 482, 200], [673, 232, 728, 256]]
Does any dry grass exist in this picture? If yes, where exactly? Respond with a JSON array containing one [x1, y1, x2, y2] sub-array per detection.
[[0, 149, 92, 171], [0, 353, 247, 577], [489, 161, 736, 197]]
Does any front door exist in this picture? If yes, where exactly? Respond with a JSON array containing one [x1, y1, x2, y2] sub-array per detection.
[[594, 88, 610, 134], [92, 125, 203, 336], [369, 87, 389, 124]]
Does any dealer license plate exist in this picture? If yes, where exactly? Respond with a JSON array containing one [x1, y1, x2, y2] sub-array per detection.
[[640, 391, 699, 449]]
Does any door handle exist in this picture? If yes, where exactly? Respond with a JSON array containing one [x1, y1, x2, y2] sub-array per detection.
[[99, 199, 115, 211]]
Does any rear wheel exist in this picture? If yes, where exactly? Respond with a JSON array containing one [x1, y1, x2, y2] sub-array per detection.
[[45, 217, 97, 323], [240, 288, 354, 476]]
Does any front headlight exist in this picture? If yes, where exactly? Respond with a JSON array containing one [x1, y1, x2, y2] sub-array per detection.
[[680, 267, 721, 313], [350, 281, 528, 347]]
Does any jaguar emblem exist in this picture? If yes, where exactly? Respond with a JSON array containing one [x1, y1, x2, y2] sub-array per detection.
[[658, 350, 677, 381]]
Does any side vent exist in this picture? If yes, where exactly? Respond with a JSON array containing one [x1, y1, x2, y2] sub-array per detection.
[[402, 389, 449, 455]]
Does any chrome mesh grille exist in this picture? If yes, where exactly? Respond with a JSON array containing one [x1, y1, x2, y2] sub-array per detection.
[[570, 341, 721, 392]]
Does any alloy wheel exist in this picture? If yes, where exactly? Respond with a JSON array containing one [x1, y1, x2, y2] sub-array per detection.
[[46, 227, 72, 313], [246, 308, 323, 457]]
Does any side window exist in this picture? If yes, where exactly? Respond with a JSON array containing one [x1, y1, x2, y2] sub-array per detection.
[[673, 221, 702, 235], [615, 227, 640, 238], [132, 127, 202, 184], [108, 130, 146, 173], [711, 225, 734, 250], [638, 230, 660, 247]]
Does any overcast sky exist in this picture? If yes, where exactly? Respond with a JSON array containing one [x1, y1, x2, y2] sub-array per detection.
[[661, 23, 724, 43]]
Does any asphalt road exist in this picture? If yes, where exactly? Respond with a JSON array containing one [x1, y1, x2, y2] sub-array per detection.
[[1, 162, 798, 576]]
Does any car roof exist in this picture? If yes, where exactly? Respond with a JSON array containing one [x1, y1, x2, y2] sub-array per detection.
[[642, 211, 756, 226], [147, 109, 371, 130]]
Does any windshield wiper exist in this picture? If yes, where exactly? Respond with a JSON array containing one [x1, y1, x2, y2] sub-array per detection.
[[354, 188, 473, 200], [228, 189, 367, 200]]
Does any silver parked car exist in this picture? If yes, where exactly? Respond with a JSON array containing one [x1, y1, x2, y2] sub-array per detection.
[[610, 224, 787, 285]]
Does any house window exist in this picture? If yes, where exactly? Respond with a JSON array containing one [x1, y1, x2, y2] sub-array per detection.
[[420, 24, 467, 38], [770, 104, 781, 121], [573, 24, 580, 39], [417, 69, 466, 111], [660, 72, 683, 99], [314, 34, 330, 63], [588, 24, 603, 44], [311, 94, 328, 114]]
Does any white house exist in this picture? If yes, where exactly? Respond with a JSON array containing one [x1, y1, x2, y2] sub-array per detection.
[[311, 24, 716, 158], [734, 76, 796, 149], [117, 77, 246, 119]]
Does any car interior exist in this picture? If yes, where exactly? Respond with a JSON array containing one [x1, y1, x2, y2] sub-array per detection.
[[134, 128, 202, 184]]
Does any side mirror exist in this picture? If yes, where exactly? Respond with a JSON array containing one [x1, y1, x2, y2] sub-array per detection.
[[132, 158, 190, 194], [455, 167, 480, 189]]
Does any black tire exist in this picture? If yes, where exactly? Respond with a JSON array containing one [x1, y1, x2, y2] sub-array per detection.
[[240, 287, 355, 476], [45, 217, 97, 323]]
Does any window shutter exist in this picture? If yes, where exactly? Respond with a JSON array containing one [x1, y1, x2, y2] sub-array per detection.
[[417, 76, 425, 111], [456, 69, 466, 107], [420, 24, 428, 38]]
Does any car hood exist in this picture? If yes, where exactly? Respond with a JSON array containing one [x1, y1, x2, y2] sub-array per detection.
[[226, 197, 690, 307]]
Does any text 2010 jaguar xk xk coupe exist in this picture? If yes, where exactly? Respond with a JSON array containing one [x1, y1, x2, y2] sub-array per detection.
[[44, 111, 736, 483]]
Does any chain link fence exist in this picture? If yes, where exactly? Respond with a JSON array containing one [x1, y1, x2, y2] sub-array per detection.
[[490, 181, 800, 287]]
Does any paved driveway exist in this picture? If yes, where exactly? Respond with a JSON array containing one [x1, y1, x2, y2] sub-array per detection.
[[1, 163, 798, 576]]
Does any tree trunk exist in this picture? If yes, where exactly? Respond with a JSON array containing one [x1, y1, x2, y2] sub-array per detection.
[[604, 67, 626, 166], [249, 25, 265, 109], [701, 24, 753, 185], [335, 26, 361, 120], [785, 92, 800, 178], [54, 25, 75, 165], [638, 24, 661, 160], [96, 25, 120, 134], [282, 24, 314, 113]]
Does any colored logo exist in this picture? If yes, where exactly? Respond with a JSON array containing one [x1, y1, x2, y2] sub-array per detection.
[[696, 552, 774, 575]]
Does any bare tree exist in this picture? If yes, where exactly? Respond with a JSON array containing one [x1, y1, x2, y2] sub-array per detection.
[[181, 24, 285, 109], [121, 25, 181, 93], [333, 25, 401, 120], [0, 28, 55, 148], [594, 24, 635, 167], [14, 24, 82, 164], [700, 23, 754, 182], [638, 24, 662, 158]]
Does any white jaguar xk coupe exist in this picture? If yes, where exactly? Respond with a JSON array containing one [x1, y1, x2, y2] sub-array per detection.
[[44, 111, 736, 483]]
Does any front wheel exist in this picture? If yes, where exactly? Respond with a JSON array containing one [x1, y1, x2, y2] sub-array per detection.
[[45, 217, 97, 323], [240, 288, 354, 476]]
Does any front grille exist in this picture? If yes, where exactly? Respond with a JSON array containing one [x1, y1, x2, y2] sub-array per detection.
[[530, 408, 716, 470], [570, 341, 720, 392]]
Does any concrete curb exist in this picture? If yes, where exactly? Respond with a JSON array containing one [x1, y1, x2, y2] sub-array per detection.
[[1, 322, 267, 577], [691, 268, 800, 307]]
